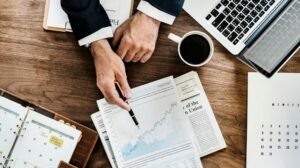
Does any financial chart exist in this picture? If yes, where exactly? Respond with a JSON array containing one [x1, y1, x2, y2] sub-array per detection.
[[104, 94, 190, 161]]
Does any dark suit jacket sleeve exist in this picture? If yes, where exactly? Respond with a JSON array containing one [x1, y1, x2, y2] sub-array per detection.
[[144, 0, 185, 17], [61, 0, 111, 41]]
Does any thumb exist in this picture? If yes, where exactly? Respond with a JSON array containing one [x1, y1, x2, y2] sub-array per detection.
[[111, 27, 124, 49]]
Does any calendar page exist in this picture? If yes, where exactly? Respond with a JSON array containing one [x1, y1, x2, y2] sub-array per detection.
[[7, 110, 81, 168], [247, 73, 300, 168], [0, 97, 28, 166]]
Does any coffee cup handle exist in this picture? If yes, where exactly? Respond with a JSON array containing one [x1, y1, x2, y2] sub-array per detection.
[[168, 33, 182, 44]]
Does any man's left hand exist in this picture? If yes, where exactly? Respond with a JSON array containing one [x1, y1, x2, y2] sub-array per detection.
[[112, 12, 161, 63]]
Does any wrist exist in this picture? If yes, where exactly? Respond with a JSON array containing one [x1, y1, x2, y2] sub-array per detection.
[[137, 11, 161, 27], [91, 39, 111, 59]]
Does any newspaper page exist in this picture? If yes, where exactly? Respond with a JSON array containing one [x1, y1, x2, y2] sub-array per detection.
[[175, 71, 226, 157], [97, 76, 202, 168], [91, 112, 118, 168]]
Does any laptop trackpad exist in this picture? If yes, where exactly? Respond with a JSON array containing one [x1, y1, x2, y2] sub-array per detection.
[[243, 1, 300, 74]]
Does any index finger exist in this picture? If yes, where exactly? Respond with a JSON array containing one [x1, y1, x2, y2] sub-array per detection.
[[102, 82, 131, 111]]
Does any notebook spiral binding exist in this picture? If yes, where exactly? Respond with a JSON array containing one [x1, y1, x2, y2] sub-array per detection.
[[3, 119, 30, 167], [14, 119, 30, 137]]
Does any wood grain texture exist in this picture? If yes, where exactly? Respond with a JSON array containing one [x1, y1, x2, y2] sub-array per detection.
[[0, 0, 299, 168]]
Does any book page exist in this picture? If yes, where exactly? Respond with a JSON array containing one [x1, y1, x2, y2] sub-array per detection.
[[175, 71, 226, 157], [46, 0, 132, 31], [0, 97, 28, 166], [247, 73, 300, 168], [91, 112, 118, 168], [7, 110, 81, 168], [98, 76, 202, 168]]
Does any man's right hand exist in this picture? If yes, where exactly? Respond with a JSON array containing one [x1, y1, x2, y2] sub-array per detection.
[[90, 39, 132, 111]]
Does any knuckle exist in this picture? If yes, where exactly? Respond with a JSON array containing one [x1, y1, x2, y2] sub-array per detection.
[[146, 46, 153, 52], [140, 45, 146, 51]]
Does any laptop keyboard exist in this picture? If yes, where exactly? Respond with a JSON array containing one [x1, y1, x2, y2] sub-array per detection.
[[206, 0, 277, 45], [243, 0, 300, 73]]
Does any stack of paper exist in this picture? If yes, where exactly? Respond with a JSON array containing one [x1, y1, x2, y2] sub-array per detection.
[[91, 71, 226, 168]]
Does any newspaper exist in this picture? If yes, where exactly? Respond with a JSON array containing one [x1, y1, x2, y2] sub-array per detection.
[[175, 71, 226, 157]]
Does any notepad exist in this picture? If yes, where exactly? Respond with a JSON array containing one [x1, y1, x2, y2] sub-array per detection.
[[247, 73, 300, 168], [0, 96, 81, 168], [43, 0, 134, 32]]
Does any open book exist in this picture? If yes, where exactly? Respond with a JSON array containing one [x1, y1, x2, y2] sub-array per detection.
[[0, 96, 81, 168], [43, 0, 134, 32], [92, 71, 226, 168]]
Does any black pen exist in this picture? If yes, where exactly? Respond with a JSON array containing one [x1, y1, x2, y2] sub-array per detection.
[[115, 83, 139, 128]]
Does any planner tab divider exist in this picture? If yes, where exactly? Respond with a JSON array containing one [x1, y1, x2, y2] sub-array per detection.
[[0, 88, 98, 168]]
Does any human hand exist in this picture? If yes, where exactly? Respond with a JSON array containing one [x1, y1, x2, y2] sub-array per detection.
[[112, 11, 161, 63], [91, 39, 132, 111]]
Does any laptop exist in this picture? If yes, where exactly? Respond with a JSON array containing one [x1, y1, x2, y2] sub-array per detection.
[[183, 0, 300, 77]]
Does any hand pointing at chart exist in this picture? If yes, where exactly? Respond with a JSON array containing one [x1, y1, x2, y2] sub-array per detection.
[[61, 0, 185, 110]]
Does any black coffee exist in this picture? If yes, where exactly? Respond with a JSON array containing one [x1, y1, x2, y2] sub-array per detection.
[[180, 35, 211, 65]]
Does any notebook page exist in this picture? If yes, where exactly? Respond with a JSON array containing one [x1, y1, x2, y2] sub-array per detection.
[[0, 97, 28, 166], [46, 0, 132, 31], [47, 0, 71, 30], [7, 110, 81, 168]]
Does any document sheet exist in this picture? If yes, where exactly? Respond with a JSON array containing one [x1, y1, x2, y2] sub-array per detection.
[[175, 71, 226, 156], [247, 73, 300, 168], [45, 0, 132, 31], [97, 77, 202, 168], [91, 112, 118, 168]]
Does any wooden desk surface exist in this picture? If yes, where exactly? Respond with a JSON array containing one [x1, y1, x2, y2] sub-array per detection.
[[0, 0, 299, 167]]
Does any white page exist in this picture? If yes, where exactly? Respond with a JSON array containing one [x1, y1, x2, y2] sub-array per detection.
[[91, 112, 118, 168], [0, 97, 28, 166], [46, 0, 132, 31], [47, 0, 71, 30], [7, 110, 81, 168], [175, 71, 226, 157], [98, 76, 202, 168], [99, 0, 132, 31], [247, 73, 300, 168]]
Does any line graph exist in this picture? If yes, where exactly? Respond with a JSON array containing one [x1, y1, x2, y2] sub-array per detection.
[[118, 102, 187, 160]]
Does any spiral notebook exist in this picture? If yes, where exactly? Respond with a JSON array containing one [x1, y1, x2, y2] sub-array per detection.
[[0, 96, 81, 168], [247, 73, 300, 168]]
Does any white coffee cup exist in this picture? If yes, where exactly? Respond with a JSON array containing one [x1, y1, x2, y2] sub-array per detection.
[[168, 31, 214, 67]]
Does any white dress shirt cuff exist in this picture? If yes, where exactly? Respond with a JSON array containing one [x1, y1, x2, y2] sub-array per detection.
[[78, 26, 113, 47], [137, 0, 176, 25]]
